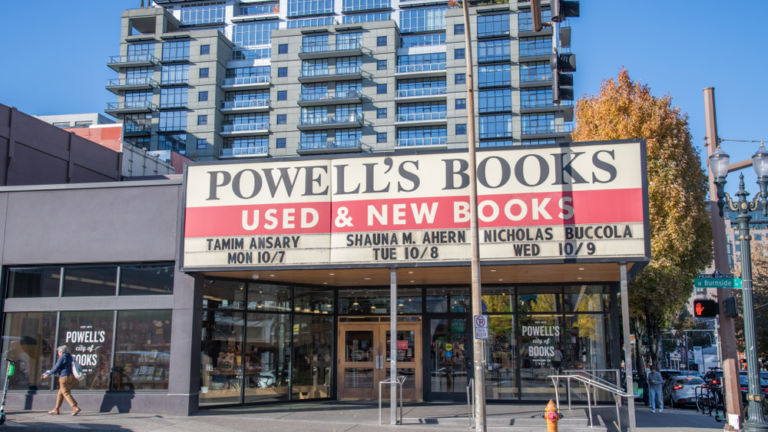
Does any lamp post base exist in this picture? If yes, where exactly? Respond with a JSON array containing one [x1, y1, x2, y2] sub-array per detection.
[[744, 422, 768, 432]]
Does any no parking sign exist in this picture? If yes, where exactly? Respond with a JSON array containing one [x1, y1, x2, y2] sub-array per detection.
[[474, 315, 489, 339]]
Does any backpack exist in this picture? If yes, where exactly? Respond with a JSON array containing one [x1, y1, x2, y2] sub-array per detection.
[[71, 357, 85, 382]]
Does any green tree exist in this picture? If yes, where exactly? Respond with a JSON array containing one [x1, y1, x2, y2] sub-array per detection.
[[572, 70, 713, 366], [734, 244, 768, 358]]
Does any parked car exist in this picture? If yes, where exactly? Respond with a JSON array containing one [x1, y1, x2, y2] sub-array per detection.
[[664, 375, 705, 407], [738, 371, 768, 401]]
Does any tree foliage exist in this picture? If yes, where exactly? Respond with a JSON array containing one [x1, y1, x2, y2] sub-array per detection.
[[572, 70, 713, 364], [734, 244, 768, 357]]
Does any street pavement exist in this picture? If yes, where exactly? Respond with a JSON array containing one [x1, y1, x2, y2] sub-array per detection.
[[0, 402, 728, 431]]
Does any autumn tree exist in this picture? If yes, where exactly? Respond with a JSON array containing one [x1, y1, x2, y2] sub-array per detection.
[[734, 244, 768, 357], [572, 70, 713, 366]]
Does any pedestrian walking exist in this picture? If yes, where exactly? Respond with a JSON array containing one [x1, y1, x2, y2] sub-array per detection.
[[647, 367, 664, 413], [41, 345, 81, 416]]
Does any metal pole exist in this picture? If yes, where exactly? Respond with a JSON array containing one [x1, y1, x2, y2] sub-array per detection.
[[460, 1, 486, 430], [620, 263, 637, 432], [735, 191, 768, 431], [390, 269, 397, 425], [704, 87, 743, 427]]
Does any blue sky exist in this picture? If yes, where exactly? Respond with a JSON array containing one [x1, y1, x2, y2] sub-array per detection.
[[0, 0, 766, 194]]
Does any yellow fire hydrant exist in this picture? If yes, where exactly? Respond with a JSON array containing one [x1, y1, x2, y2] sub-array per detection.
[[545, 400, 560, 432]]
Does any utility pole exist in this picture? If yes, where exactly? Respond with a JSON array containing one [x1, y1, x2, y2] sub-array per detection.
[[458, 0, 486, 430], [703, 87, 743, 430]]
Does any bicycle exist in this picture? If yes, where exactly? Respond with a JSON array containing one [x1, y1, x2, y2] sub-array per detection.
[[696, 384, 724, 421]]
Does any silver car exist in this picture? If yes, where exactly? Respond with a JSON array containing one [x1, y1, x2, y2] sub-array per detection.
[[664, 375, 704, 407]]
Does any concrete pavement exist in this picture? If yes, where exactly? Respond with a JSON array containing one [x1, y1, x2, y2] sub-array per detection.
[[0, 401, 728, 431]]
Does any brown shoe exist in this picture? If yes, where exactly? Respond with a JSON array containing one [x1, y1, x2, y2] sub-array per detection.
[[71, 407, 81, 416]]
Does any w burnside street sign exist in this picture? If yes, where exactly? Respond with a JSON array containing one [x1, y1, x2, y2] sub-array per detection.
[[694, 271, 742, 289]]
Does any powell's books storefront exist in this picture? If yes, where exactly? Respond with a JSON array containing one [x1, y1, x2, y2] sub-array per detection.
[[0, 140, 649, 415]]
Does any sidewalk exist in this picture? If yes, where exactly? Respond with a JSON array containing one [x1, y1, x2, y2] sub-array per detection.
[[0, 402, 726, 431]]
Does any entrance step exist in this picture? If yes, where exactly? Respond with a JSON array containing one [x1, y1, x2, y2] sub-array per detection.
[[404, 411, 607, 432]]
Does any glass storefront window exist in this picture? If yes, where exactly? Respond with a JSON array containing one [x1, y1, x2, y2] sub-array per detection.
[[294, 288, 334, 315], [518, 287, 560, 313], [563, 285, 608, 313], [6, 267, 60, 297], [62, 266, 117, 296], [247, 284, 291, 312], [202, 279, 246, 309], [112, 310, 172, 391], [397, 288, 422, 315], [119, 264, 174, 295], [200, 309, 244, 406], [2, 312, 57, 390], [426, 287, 469, 313], [486, 315, 517, 399], [57, 311, 114, 390], [339, 288, 423, 315], [292, 315, 333, 400], [244, 312, 290, 403], [519, 314, 562, 400], [429, 318, 468, 393], [482, 287, 515, 313]]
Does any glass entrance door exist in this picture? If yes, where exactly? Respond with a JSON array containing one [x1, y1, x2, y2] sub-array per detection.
[[337, 319, 422, 401], [428, 318, 469, 399]]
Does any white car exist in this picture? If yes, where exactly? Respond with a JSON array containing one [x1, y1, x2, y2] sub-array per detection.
[[664, 375, 704, 407]]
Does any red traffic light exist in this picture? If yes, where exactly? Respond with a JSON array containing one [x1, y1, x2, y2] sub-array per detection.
[[693, 299, 718, 318]]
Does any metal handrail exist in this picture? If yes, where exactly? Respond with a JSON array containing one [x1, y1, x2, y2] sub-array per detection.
[[378, 376, 406, 425], [548, 372, 633, 430], [466, 378, 474, 428]]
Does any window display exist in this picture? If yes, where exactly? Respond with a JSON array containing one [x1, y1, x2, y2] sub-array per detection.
[[113, 310, 172, 390], [2, 312, 56, 390], [56, 311, 114, 390]]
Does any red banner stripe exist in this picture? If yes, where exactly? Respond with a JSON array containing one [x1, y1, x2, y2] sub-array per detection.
[[184, 189, 643, 237]]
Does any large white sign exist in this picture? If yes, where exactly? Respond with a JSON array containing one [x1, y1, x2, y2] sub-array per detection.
[[182, 141, 649, 270]]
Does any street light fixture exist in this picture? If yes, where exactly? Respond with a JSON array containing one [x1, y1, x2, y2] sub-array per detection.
[[710, 144, 768, 431]]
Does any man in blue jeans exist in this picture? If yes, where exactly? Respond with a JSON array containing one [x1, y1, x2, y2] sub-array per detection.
[[647, 367, 664, 413]]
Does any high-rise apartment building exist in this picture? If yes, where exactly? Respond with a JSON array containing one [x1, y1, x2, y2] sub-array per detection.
[[106, 0, 574, 160]]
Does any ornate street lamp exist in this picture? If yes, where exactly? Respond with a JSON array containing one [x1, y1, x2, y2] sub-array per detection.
[[711, 144, 768, 431]]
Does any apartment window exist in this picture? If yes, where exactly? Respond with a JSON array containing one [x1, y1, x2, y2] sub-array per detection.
[[200, 44, 210, 55], [455, 48, 465, 60], [377, 36, 387, 47], [479, 64, 511, 88], [161, 64, 189, 85], [377, 59, 387, 70], [162, 40, 190, 62], [278, 67, 288, 77], [520, 37, 550, 57], [397, 126, 446, 147], [277, 114, 287, 124], [336, 56, 362, 74], [479, 88, 512, 113], [455, 73, 465, 85], [160, 87, 188, 108], [521, 88, 553, 109], [337, 32, 362, 50], [278, 44, 288, 54], [520, 62, 551, 83], [199, 67, 209, 78], [455, 98, 466, 109], [276, 137, 286, 148], [477, 13, 510, 38], [127, 42, 155, 62], [454, 23, 464, 35], [198, 91, 208, 102], [181, 3, 225, 25], [158, 133, 187, 153], [521, 113, 556, 134], [288, 0, 334, 18], [400, 6, 447, 33], [456, 124, 467, 135], [277, 90, 287, 100], [342, 11, 391, 24], [198, 115, 208, 126], [397, 102, 446, 122], [377, 132, 387, 143], [478, 39, 510, 63], [125, 90, 152, 108], [342, 0, 390, 12], [233, 21, 280, 46], [377, 83, 387, 94], [480, 114, 514, 138], [377, 108, 387, 119], [159, 111, 187, 132], [197, 138, 208, 149]]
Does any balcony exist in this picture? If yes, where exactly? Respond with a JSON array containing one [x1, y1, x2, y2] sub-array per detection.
[[297, 90, 362, 106], [521, 99, 574, 121], [395, 87, 447, 102], [396, 137, 447, 148], [395, 111, 447, 126], [298, 68, 362, 83], [221, 75, 270, 89], [521, 123, 574, 139], [106, 77, 157, 93], [107, 54, 158, 71], [519, 73, 552, 88], [220, 122, 269, 135], [298, 42, 363, 59], [395, 62, 446, 78], [297, 139, 362, 155], [232, 5, 280, 22], [220, 99, 270, 112], [123, 124, 152, 135], [220, 146, 269, 158], [298, 113, 363, 130], [105, 101, 156, 115], [398, 0, 451, 7]]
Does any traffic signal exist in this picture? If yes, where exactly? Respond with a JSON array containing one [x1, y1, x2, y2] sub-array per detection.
[[693, 299, 718, 318], [551, 0, 580, 23], [723, 296, 739, 318], [550, 52, 576, 103]]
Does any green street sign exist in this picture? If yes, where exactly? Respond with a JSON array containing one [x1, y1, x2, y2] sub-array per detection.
[[694, 278, 743, 289]]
